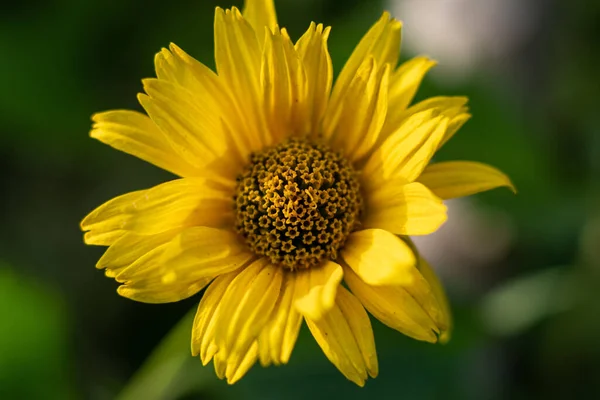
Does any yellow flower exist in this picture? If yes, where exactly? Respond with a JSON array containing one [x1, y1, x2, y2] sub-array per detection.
[[81, 0, 514, 386]]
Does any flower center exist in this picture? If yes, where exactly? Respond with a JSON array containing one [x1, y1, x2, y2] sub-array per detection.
[[234, 139, 363, 270]]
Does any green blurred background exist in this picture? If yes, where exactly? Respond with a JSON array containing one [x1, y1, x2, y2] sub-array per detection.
[[1, 0, 599, 398]]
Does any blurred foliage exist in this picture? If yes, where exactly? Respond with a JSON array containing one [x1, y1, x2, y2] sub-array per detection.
[[1, 0, 599, 399], [0, 266, 71, 399]]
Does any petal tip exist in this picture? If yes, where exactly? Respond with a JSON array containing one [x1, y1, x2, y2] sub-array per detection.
[[507, 180, 517, 194]]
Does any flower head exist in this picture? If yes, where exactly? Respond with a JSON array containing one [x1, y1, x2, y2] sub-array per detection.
[[81, 0, 514, 386]]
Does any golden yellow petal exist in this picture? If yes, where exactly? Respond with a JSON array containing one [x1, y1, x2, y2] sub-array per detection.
[[114, 243, 169, 284], [374, 95, 469, 159], [112, 227, 250, 304], [211, 339, 260, 384], [154, 44, 260, 159], [415, 254, 452, 343], [202, 260, 284, 383], [213, 351, 227, 380], [405, 263, 449, 334], [440, 113, 471, 148], [258, 272, 303, 366], [113, 241, 207, 302], [137, 92, 218, 172], [85, 230, 128, 247], [214, 7, 270, 148], [305, 287, 377, 387], [418, 161, 516, 200], [363, 181, 447, 235], [242, 0, 277, 38], [80, 178, 233, 245], [225, 341, 259, 384], [116, 227, 253, 284], [117, 276, 212, 304], [262, 26, 309, 142], [141, 78, 241, 176], [191, 271, 240, 364], [397, 96, 470, 147], [336, 287, 379, 378], [328, 12, 401, 119], [388, 57, 437, 112], [90, 110, 199, 177], [344, 265, 440, 343], [323, 56, 390, 163], [82, 194, 138, 246], [104, 266, 122, 278], [153, 46, 224, 124], [340, 229, 415, 286], [214, 259, 283, 361], [294, 261, 343, 320], [380, 56, 437, 139], [401, 96, 469, 118], [295, 22, 333, 137], [97, 229, 183, 276], [363, 109, 449, 185], [157, 44, 221, 100]]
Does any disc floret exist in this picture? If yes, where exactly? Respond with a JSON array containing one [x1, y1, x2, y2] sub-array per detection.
[[234, 139, 363, 269]]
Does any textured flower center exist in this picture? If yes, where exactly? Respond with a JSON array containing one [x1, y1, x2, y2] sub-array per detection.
[[234, 139, 363, 270]]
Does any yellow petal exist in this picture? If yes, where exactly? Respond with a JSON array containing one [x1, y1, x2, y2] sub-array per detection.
[[113, 227, 251, 304], [213, 351, 227, 380], [205, 261, 284, 383], [363, 109, 449, 185], [154, 44, 260, 158], [438, 112, 471, 147], [154, 43, 213, 88], [215, 259, 283, 361], [363, 181, 447, 235], [258, 272, 303, 366], [440, 113, 471, 149], [328, 12, 401, 118], [225, 341, 259, 384], [214, 7, 270, 148], [396, 96, 470, 148], [97, 229, 183, 276], [305, 287, 377, 386], [373, 96, 470, 161], [90, 110, 199, 177], [141, 78, 241, 175], [261, 27, 308, 142], [406, 259, 449, 334], [418, 161, 516, 200], [80, 178, 233, 245], [380, 56, 437, 139], [104, 267, 122, 279], [116, 227, 253, 284], [344, 265, 440, 342], [117, 275, 212, 304], [295, 22, 333, 137], [211, 339, 260, 384], [242, 0, 277, 37], [83, 230, 127, 248], [323, 57, 390, 163], [114, 243, 210, 303], [388, 57, 437, 112], [415, 254, 452, 343], [294, 261, 343, 320], [340, 229, 415, 286], [137, 92, 218, 172], [81, 190, 140, 246], [336, 286, 379, 378], [402, 96, 469, 118], [192, 271, 239, 364], [152, 45, 225, 129]]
